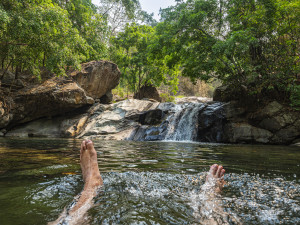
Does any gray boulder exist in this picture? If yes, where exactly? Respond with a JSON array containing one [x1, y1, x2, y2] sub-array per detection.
[[224, 122, 273, 144], [71, 60, 120, 99]]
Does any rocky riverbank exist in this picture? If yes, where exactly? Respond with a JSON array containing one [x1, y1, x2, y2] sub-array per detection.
[[1, 62, 299, 145], [2, 97, 300, 145], [0, 60, 120, 135]]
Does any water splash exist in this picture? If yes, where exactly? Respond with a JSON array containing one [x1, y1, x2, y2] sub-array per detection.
[[27, 171, 299, 224]]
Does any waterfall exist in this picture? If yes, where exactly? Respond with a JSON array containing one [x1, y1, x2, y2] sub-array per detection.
[[165, 103, 206, 141], [129, 99, 226, 143]]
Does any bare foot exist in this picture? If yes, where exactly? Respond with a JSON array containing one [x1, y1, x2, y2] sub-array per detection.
[[80, 140, 103, 188], [206, 164, 225, 192], [50, 140, 103, 225]]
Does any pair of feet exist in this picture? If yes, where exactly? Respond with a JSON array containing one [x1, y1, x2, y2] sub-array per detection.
[[80, 140, 225, 191]]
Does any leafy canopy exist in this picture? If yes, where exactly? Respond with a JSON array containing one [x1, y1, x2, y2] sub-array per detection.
[[157, 0, 299, 104], [110, 23, 179, 94]]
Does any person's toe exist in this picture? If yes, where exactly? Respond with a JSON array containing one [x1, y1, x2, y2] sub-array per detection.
[[86, 140, 93, 149], [209, 164, 218, 176], [216, 165, 223, 178], [220, 169, 225, 177], [81, 140, 87, 151]]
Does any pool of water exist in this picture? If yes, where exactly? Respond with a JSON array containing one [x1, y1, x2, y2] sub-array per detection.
[[0, 138, 299, 224]]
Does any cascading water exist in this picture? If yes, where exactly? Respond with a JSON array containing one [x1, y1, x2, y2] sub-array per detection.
[[164, 103, 206, 141], [130, 99, 226, 142]]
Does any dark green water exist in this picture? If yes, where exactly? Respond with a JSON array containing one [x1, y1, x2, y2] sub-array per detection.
[[0, 138, 299, 224]]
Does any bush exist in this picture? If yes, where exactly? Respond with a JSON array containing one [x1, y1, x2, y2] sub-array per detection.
[[160, 93, 175, 103]]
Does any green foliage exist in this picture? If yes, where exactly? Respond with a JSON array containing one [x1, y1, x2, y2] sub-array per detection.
[[289, 85, 300, 109], [110, 23, 180, 94], [2, 0, 298, 109], [0, 0, 140, 77], [157, 0, 299, 106], [160, 93, 175, 103]]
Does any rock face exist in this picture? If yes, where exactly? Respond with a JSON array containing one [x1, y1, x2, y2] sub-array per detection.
[[4, 98, 300, 144], [197, 102, 226, 142], [71, 61, 120, 101], [77, 99, 160, 140], [222, 101, 300, 144], [0, 60, 121, 132], [1, 77, 94, 130], [134, 84, 162, 102]]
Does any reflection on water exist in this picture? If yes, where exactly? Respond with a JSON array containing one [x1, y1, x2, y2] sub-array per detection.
[[0, 138, 299, 224]]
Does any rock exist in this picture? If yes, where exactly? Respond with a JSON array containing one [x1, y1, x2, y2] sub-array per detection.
[[139, 109, 164, 125], [197, 102, 226, 142], [71, 61, 121, 99], [10, 77, 93, 126], [129, 125, 165, 141], [213, 85, 255, 105], [0, 129, 5, 137], [259, 118, 283, 132], [213, 85, 232, 102], [224, 123, 273, 143], [6, 118, 63, 138], [60, 114, 89, 137], [0, 114, 11, 128], [134, 84, 162, 102], [100, 91, 113, 104], [0, 69, 15, 85], [258, 111, 297, 132], [291, 139, 300, 147], [0, 99, 12, 128], [157, 102, 176, 112], [271, 125, 299, 144], [86, 96, 95, 105], [6, 111, 90, 138], [224, 101, 246, 120], [175, 96, 212, 104], [291, 142, 300, 147], [15, 79, 25, 88], [77, 99, 159, 140], [258, 101, 284, 117], [0, 101, 5, 117]]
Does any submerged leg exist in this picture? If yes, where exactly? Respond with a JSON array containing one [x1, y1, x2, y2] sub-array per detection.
[[50, 140, 103, 225]]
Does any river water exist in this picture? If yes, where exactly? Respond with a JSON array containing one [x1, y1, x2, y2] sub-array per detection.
[[0, 138, 299, 224]]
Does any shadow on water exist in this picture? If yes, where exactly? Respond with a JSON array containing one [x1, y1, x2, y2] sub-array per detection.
[[0, 137, 299, 224]]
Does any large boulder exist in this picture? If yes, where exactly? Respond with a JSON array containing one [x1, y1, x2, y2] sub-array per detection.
[[77, 99, 160, 140], [100, 91, 113, 104], [3, 77, 94, 129], [0, 69, 15, 85], [224, 122, 273, 143], [5, 118, 63, 138], [6, 113, 90, 138], [134, 84, 162, 102], [70, 61, 120, 99], [213, 85, 232, 102], [197, 102, 227, 142], [213, 85, 252, 104]]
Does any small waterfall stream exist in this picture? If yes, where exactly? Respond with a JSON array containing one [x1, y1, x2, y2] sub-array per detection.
[[130, 100, 226, 142], [164, 103, 206, 141]]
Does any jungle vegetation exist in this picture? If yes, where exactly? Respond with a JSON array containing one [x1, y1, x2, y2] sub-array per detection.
[[0, 0, 299, 106]]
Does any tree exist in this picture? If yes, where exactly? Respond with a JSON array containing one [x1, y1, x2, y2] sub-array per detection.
[[0, 0, 141, 78], [157, 0, 299, 105], [0, 1, 90, 77], [110, 23, 179, 94]]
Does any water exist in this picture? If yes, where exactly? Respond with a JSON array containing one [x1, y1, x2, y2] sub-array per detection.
[[0, 138, 299, 224], [165, 103, 205, 141], [130, 101, 225, 142]]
